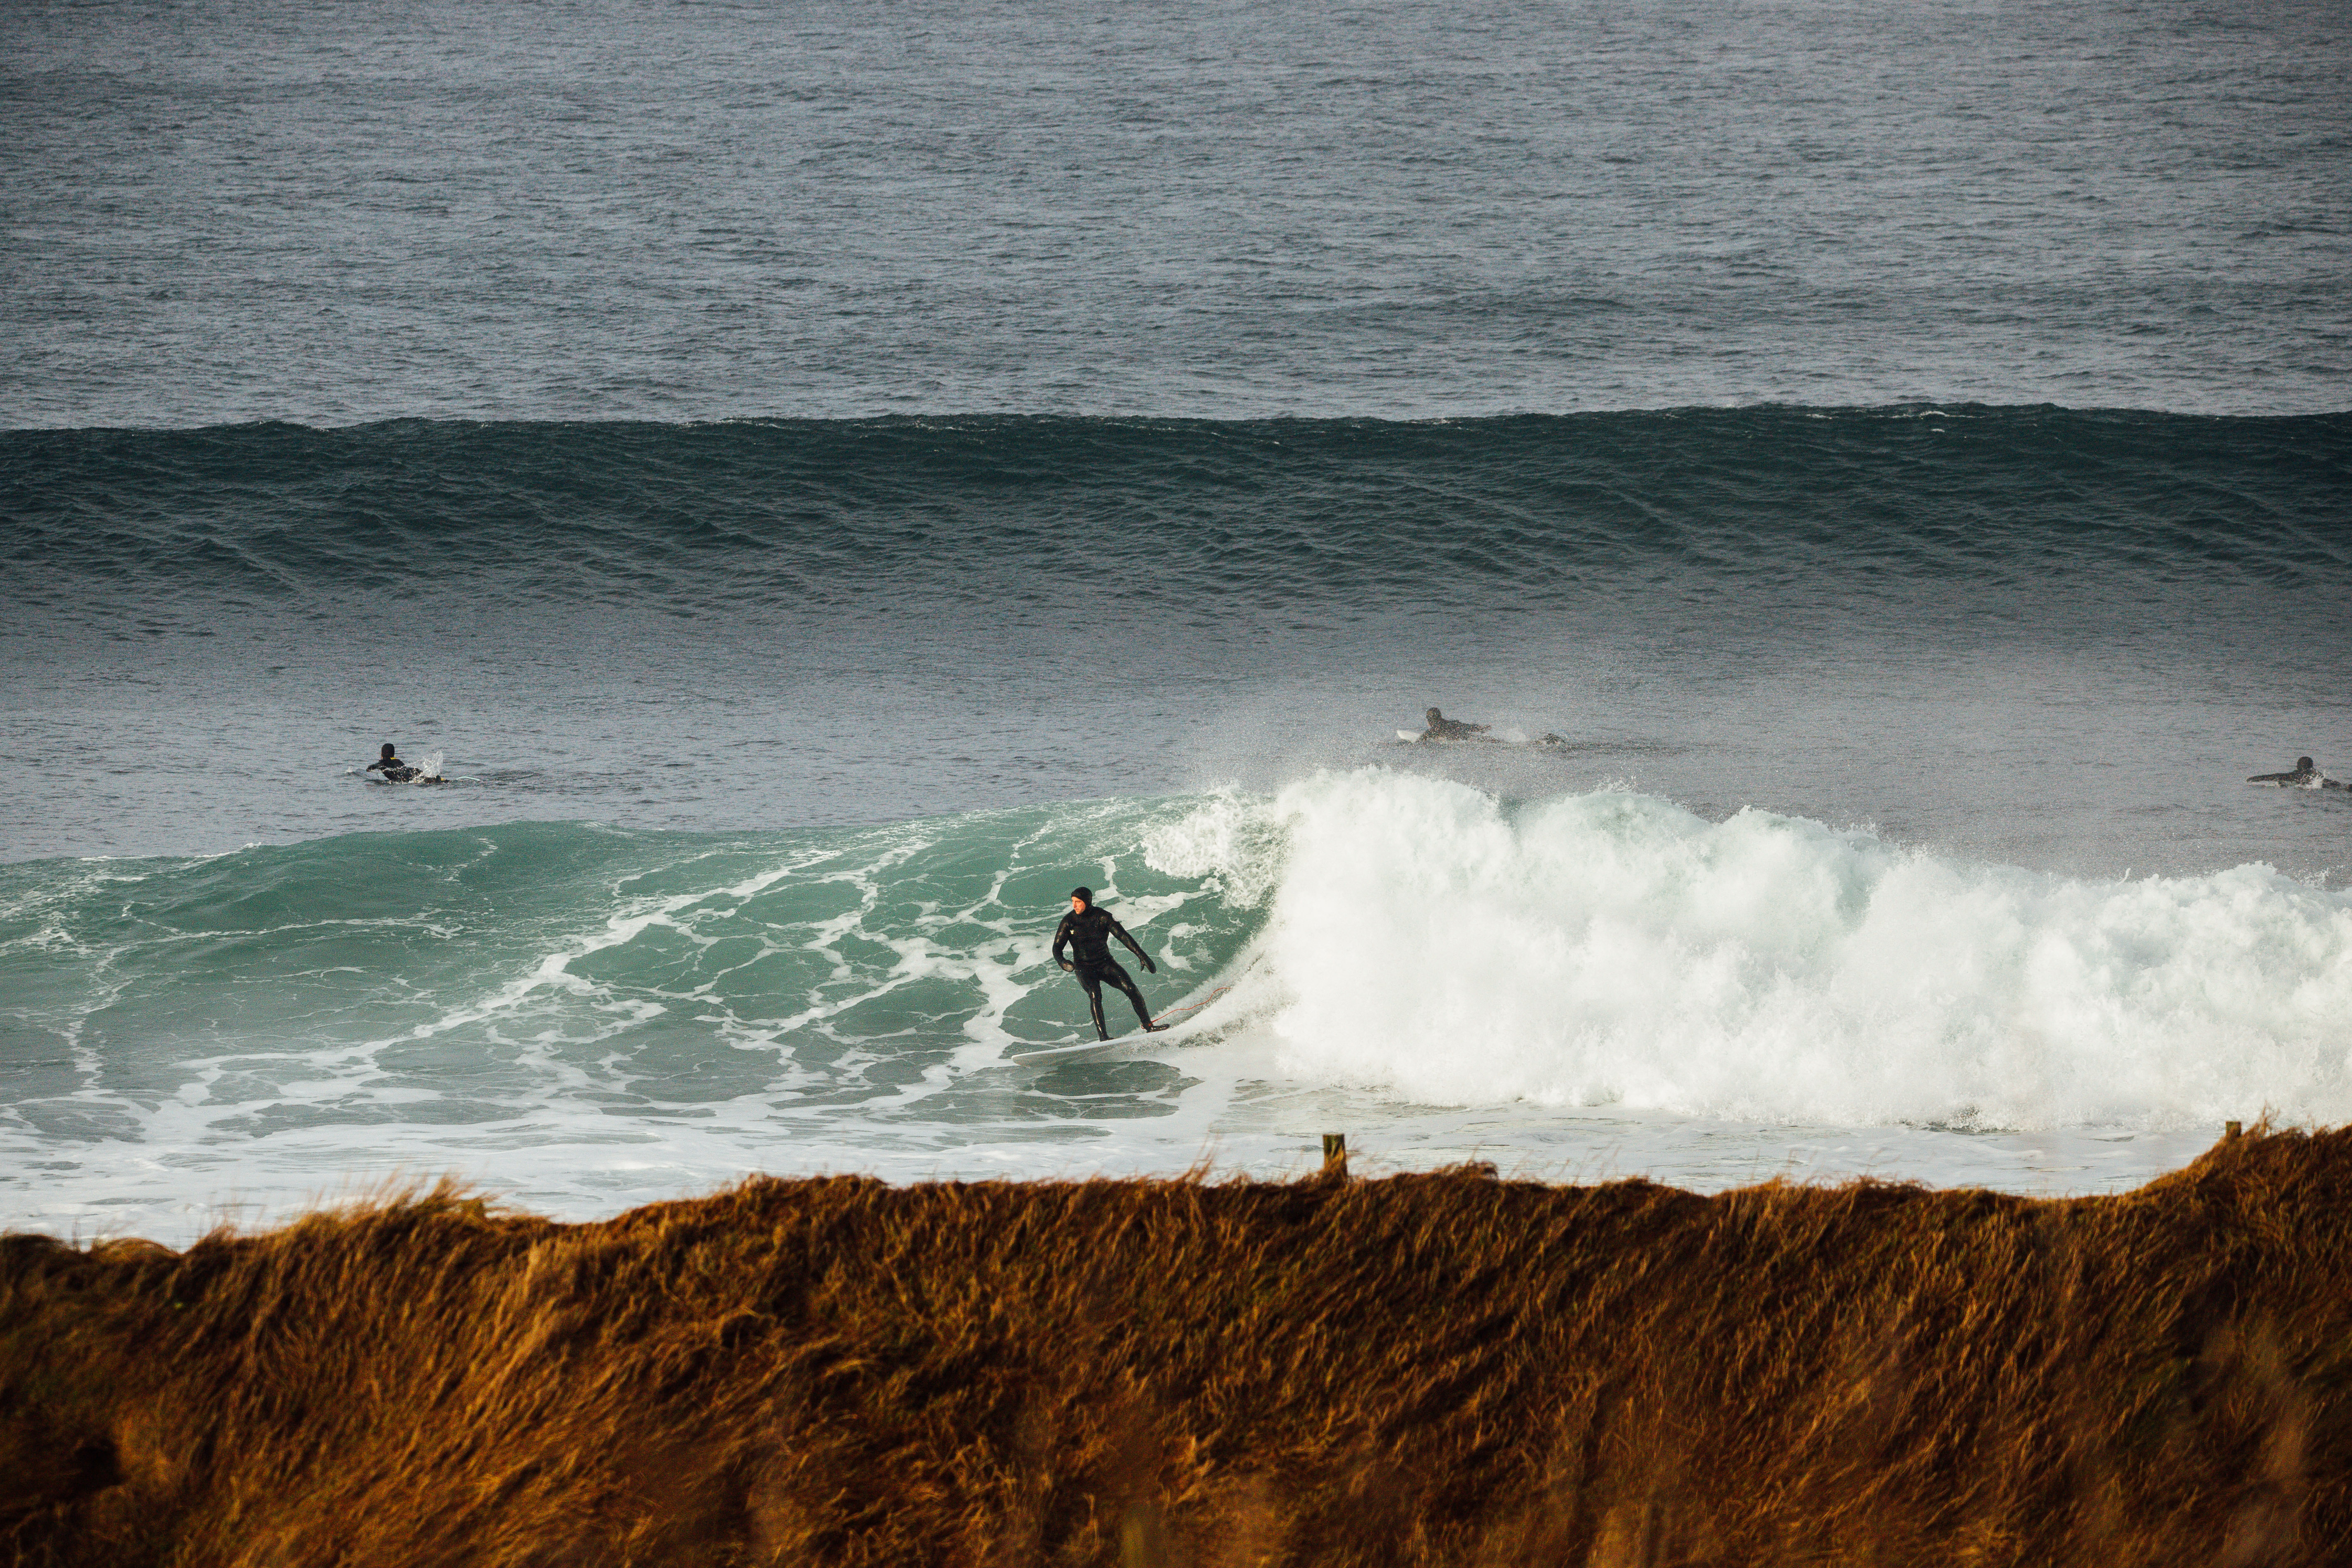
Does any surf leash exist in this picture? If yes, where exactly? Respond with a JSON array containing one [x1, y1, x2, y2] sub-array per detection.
[[1152, 985, 1231, 1028]]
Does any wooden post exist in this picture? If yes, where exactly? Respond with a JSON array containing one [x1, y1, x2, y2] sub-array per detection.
[[1120, 1503, 1164, 1568], [2225, 1120, 2242, 1141], [1322, 1133, 1347, 1177]]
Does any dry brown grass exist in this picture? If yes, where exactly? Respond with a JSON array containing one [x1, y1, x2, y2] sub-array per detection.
[[5, 1128, 2349, 1567]]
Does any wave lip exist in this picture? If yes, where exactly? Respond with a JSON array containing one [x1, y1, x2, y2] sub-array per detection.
[[1226, 771, 2352, 1130]]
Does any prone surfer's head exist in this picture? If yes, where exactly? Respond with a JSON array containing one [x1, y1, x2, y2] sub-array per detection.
[[1427, 707, 1442, 723], [380, 743, 397, 759], [1069, 886, 1093, 912], [2299, 757, 2315, 771]]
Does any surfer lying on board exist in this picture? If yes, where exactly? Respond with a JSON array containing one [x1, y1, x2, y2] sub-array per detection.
[[2247, 756, 2343, 789], [365, 743, 422, 783], [1053, 887, 1168, 1041], [1409, 708, 1566, 746], [1423, 706, 1493, 742], [365, 743, 446, 784]]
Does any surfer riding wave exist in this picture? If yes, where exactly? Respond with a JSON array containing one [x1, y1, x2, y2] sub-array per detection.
[[1051, 886, 1168, 1040]]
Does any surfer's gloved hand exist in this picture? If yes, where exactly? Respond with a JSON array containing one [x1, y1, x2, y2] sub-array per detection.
[[1058, 959, 1073, 972], [1141, 956, 1156, 974]]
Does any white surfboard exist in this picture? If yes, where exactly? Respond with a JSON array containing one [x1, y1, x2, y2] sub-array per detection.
[[1010, 1036, 1136, 1066]]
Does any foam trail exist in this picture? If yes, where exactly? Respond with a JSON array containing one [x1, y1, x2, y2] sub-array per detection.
[[1224, 771, 2352, 1130]]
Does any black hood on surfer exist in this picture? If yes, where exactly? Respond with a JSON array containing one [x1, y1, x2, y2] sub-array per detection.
[[1052, 889, 1167, 1041]]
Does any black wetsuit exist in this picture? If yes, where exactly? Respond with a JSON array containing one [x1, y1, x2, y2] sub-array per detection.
[[1051, 905, 1157, 1039], [367, 757, 419, 783]]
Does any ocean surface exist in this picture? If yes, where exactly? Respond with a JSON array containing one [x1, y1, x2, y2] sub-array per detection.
[[4, 1, 2350, 1241], [8, 0, 2350, 425]]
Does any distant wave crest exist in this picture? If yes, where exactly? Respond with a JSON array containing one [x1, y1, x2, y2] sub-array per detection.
[[6, 409, 2347, 624]]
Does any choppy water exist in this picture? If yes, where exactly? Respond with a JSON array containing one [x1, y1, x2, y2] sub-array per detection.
[[4, 2, 2350, 1239], [5, 0, 2348, 424]]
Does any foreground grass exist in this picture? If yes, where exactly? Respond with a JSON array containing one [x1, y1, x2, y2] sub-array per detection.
[[5, 1129, 2348, 1566]]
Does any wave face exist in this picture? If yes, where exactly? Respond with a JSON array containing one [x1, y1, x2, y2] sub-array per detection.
[[8, 408, 2345, 876], [6, 409, 2349, 627], [0, 799, 1258, 1138], [7, 773, 2350, 1237]]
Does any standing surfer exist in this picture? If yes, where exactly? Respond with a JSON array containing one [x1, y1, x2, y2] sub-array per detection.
[[1052, 887, 1168, 1040]]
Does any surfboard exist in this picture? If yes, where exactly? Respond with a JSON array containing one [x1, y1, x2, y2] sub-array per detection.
[[1009, 1037, 1134, 1066], [1395, 729, 1563, 747]]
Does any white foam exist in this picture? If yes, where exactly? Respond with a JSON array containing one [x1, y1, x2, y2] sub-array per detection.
[[1195, 770, 2352, 1130], [1140, 784, 1286, 907]]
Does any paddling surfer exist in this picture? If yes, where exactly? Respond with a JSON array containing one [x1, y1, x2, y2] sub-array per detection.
[[1423, 706, 1492, 742], [2247, 756, 2341, 789], [365, 743, 421, 783], [1052, 887, 1167, 1040]]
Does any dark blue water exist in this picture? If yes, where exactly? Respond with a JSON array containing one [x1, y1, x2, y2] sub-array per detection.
[[5, 0, 2348, 425]]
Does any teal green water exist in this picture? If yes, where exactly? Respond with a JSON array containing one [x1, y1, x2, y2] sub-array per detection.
[[0, 802, 1260, 1138]]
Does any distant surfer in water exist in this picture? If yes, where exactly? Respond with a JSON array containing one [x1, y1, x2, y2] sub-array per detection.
[[366, 743, 421, 783], [1052, 887, 1167, 1040], [365, 743, 443, 784], [2247, 756, 2340, 789], [1423, 707, 1492, 742]]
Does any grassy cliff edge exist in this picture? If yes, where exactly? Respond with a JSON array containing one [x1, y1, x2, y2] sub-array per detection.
[[5, 1130, 2349, 1566]]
